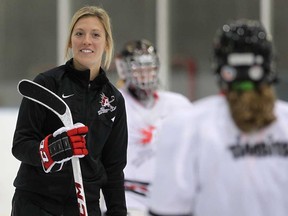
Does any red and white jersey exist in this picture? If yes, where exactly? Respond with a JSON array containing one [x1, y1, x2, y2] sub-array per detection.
[[120, 88, 192, 211], [149, 94, 288, 216]]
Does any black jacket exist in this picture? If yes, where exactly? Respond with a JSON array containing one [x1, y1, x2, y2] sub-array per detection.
[[12, 59, 128, 215]]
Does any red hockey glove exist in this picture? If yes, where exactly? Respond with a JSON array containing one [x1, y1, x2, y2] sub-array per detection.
[[39, 123, 88, 173]]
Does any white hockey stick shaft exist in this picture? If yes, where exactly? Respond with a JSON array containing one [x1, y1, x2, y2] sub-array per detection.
[[17, 79, 88, 216]]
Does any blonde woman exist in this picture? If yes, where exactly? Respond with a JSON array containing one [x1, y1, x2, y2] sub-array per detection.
[[11, 6, 127, 216]]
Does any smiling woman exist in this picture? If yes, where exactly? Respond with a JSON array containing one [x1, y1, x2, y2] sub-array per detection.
[[69, 16, 107, 80], [65, 6, 114, 81], [11, 5, 128, 216]]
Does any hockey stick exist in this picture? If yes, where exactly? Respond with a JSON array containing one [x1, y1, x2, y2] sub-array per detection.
[[17, 79, 88, 216]]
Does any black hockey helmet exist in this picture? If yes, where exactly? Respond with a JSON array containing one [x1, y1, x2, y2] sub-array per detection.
[[212, 19, 276, 91], [115, 39, 160, 100]]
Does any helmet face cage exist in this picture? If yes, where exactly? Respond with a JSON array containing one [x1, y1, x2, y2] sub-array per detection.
[[116, 39, 160, 99], [212, 19, 276, 90]]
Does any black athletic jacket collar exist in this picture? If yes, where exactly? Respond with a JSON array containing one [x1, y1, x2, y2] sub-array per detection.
[[65, 58, 109, 89]]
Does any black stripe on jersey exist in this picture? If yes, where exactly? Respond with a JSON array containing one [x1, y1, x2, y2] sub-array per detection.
[[124, 179, 149, 197]]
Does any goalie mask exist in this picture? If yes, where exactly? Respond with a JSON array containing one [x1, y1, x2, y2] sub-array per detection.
[[116, 39, 160, 101], [212, 19, 276, 91]]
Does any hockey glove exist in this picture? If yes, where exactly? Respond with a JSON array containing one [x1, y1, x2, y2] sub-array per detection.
[[39, 122, 89, 173]]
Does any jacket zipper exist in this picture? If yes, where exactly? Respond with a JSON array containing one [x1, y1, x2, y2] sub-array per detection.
[[84, 83, 91, 125]]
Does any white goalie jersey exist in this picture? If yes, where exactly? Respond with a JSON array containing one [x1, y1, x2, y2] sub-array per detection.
[[120, 88, 192, 212], [149, 94, 288, 216]]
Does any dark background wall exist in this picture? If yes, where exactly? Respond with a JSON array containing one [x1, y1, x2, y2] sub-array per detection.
[[1, 0, 287, 106]]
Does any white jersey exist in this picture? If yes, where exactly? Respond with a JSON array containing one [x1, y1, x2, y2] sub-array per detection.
[[149, 94, 288, 216], [120, 88, 192, 211]]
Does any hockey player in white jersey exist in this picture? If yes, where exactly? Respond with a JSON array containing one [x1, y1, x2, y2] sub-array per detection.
[[149, 19, 288, 216], [115, 39, 192, 215]]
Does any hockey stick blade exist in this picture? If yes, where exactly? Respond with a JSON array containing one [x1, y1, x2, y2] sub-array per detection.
[[17, 79, 73, 127], [17, 79, 88, 216]]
